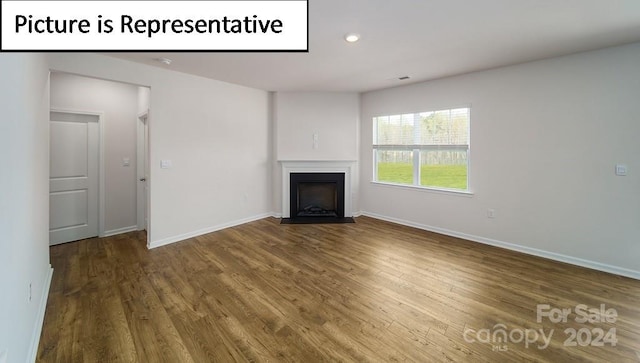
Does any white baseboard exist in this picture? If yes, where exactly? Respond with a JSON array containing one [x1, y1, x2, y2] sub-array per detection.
[[103, 225, 138, 237], [28, 265, 53, 363], [148, 213, 273, 249], [361, 211, 640, 280]]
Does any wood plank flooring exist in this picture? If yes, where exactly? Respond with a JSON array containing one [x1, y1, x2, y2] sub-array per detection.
[[37, 216, 640, 362]]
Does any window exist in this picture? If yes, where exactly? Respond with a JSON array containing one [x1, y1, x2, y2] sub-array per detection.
[[373, 107, 470, 191]]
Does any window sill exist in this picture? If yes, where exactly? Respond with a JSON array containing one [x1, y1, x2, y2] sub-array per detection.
[[370, 181, 474, 197]]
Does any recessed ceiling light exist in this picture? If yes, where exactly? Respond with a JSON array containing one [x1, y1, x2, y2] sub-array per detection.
[[154, 57, 172, 65], [344, 33, 360, 43]]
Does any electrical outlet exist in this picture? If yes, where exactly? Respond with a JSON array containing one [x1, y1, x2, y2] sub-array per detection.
[[487, 209, 496, 219], [28, 282, 32, 302]]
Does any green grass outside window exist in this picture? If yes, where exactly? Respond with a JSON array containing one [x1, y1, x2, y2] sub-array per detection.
[[377, 163, 467, 190]]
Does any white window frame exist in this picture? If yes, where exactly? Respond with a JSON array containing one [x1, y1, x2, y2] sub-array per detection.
[[372, 106, 472, 194]]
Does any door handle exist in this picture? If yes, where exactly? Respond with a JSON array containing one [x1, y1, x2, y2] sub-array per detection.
[[139, 178, 146, 182]]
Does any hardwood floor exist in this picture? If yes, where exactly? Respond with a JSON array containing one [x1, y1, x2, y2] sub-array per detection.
[[38, 216, 640, 362]]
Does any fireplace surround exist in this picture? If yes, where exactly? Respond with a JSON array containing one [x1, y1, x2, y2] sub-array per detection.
[[280, 160, 355, 220]]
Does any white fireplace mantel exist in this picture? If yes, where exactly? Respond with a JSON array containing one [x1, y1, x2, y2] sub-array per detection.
[[280, 160, 356, 218]]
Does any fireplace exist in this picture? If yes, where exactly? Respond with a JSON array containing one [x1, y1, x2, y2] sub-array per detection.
[[290, 173, 345, 219], [280, 160, 355, 223]]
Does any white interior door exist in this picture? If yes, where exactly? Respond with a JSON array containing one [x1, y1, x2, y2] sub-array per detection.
[[136, 112, 149, 230], [49, 111, 99, 245]]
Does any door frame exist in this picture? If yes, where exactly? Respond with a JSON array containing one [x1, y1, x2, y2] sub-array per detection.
[[136, 109, 149, 234], [50, 107, 106, 238]]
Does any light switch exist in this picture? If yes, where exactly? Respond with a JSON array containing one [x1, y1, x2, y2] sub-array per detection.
[[161, 160, 172, 169], [615, 164, 627, 176], [123, 157, 130, 167]]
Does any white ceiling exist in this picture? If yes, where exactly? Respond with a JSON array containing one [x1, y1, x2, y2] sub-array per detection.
[[106, 0, 640, 92]]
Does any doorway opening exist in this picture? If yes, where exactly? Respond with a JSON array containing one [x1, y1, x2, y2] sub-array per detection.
[[49, 72, 151, 246]]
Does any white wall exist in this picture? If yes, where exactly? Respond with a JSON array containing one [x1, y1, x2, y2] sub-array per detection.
[[360, 43, 640, 278], [50, 73, 139, 234], [137, 86, 150, 115], [0, 54, 53, 363], [273, 92, 360, 215], [48, 54, 272, 247], [275, 92, 359, 161]]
